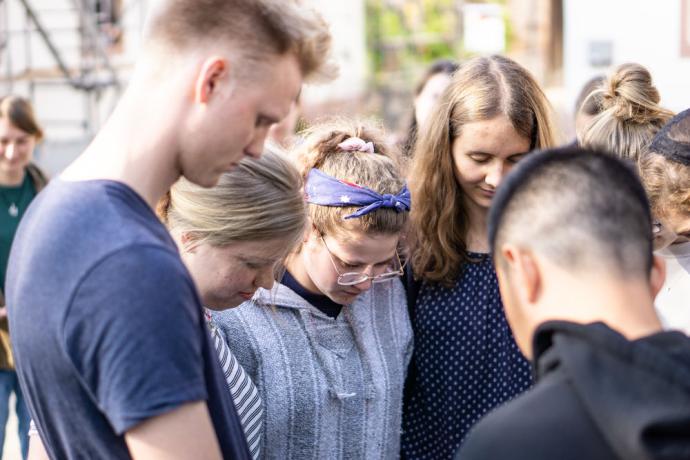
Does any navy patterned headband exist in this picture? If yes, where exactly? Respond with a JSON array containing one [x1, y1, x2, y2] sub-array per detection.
[[305, 168, 411, 219]]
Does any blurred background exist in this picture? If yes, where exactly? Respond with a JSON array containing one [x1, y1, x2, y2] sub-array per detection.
[[0, 0, 689, 457], [2, 0, 690, 176]]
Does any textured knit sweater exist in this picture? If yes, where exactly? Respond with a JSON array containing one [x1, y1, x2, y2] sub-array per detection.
[[211, 280, 413, 460]]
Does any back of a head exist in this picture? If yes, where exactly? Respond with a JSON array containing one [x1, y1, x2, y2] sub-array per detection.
[[580, 63, 673, 163], [414, 59, 460, 97], [489, 146, 653, 279], [0, 95, 43, 141], [294, 118, 408, 237], [640, 108, 690, 225], [575, 75, 606, 118], [145, 0, 336, 81], [160, 147, 305, 248]]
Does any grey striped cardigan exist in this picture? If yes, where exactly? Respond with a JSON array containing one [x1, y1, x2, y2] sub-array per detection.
[[211, 279, 413, 459]]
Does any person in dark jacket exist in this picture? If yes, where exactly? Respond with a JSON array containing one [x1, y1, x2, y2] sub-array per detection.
[[456, 147, 690, 460]]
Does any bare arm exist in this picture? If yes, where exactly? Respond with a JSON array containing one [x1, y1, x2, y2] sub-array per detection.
[[125, 401, 223, 460]]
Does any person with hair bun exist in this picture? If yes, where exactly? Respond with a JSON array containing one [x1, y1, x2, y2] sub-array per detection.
[[211, 118, 413, 459], [640, 109, 690, 335], [0, 95, 47, 460], [402, 55, 558, 459], [579, 63, 674, 162]]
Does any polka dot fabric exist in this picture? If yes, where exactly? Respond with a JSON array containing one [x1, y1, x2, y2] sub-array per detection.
[[401, 253, 532, 459]]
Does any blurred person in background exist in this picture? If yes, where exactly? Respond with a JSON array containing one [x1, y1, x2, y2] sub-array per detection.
[[0, 95, 47, 460], [640, 109, 690, 335], [268, 97, 303, 149], [402, 59, 459, 157], [402, 55, 558, 459], [572, 75, 604, 143]]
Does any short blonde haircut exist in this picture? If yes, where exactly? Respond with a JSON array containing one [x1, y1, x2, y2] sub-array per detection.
[[293, 118, 408, 238], [146, 0, 336, 82], [158, 148, 306, 250], [580, 63, 674, 162], [409, 55, 558, 286]]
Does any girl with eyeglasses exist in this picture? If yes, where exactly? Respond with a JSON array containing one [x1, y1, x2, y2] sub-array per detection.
[[211, 118, 413, 459]]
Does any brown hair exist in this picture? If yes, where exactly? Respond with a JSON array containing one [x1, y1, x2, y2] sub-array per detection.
[[0, 96, 44, 141], [580, 63, 673, 162], [409, 55, 558, 286], [575, 75, 605, 117], [146, 0, 336, 82], [293, 118, 408, 239], [640, 154, 690, 223]]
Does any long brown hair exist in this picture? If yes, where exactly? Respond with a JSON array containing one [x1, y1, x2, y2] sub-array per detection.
[[409, 55, 558, 286]]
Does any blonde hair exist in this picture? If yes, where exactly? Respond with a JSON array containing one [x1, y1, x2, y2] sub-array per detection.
[[147, 0, 336, 82], [0, 95, 43, 141], [579, 63, 674, 162], [158, 148, 306, 250], [409, 55, 558, 286], [640, 154, 690, 222], [293, 118, 408, 238]]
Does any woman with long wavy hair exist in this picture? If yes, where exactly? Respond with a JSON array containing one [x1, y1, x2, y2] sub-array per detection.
[[401, 55, 558, 459]]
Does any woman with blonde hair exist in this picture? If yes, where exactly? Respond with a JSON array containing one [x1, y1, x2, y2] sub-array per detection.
[[401, 55, 558, 459], [160, 148, 305, 459], [579, 63, 674, 162], [212, 118, 413, 459], [0, 95, 48, 460]]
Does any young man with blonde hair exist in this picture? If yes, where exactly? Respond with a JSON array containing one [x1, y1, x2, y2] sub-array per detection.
[[6, 1, 333, 459]]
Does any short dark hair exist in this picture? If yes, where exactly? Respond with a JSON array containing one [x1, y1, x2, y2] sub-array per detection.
[[488, 146, 653, 277]]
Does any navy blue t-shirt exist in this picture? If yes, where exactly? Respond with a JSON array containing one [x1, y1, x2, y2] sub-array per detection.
[[6, 179, 250, 459]]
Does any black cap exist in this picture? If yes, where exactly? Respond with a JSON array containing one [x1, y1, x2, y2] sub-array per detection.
[[649, 108, 690, 166]]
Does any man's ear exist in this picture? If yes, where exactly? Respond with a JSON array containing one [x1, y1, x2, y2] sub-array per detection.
[[649, 254, 666, 298], [501, 244, 542, 304], [194, 57, 228, 104]]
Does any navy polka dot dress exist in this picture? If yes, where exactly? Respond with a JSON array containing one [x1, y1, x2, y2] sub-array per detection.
[[401, 253, 532, 459]]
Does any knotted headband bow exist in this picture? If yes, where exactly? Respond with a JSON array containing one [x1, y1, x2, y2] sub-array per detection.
[[305, 168, 411, 219]]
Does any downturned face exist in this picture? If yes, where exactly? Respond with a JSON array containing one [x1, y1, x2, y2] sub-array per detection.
[[452, 115, 531, 213], [181, 238, 289, 310], [301, 228, 400, 305]]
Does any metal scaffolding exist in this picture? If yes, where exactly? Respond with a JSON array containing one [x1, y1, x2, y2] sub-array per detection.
[[0, 0, 142, 136]]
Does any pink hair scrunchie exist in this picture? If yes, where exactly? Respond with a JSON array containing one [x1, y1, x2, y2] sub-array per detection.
[[337, 137, 375, 154]]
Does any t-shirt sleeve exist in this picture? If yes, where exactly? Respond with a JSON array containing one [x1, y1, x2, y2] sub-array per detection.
[[63, 245, 207, 435]]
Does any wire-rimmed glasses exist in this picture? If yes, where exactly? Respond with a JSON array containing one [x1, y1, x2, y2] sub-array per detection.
[[321, 236, 406, 286]]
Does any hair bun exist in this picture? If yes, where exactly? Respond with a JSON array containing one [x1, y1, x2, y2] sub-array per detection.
[[601, 63, 663, 124]]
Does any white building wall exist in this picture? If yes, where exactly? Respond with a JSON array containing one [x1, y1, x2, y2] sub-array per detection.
[[302, 0, 368, 104], [564, 0, 690, 117]]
